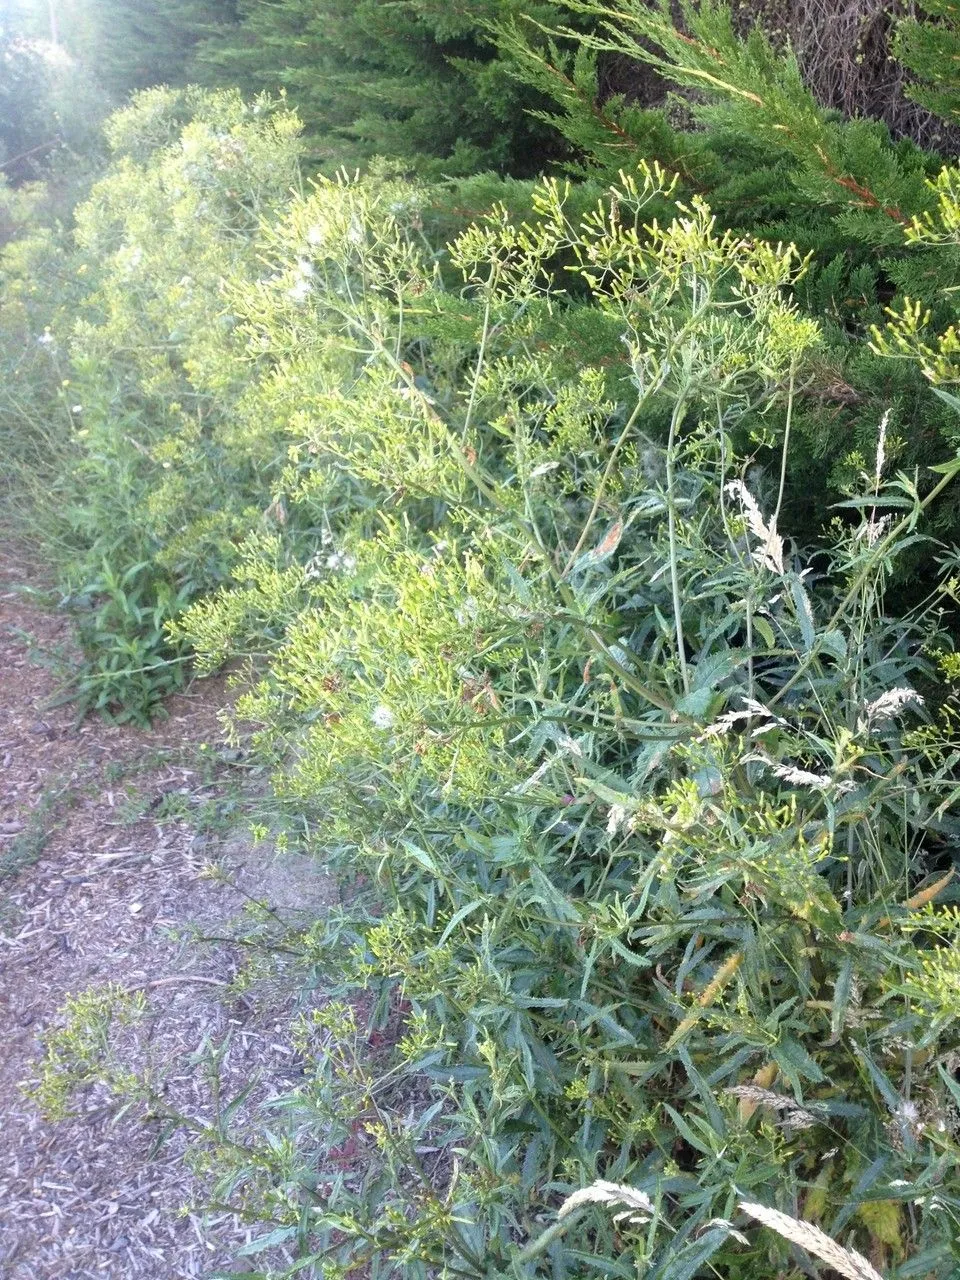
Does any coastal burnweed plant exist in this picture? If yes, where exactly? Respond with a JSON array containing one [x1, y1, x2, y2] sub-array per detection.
[[12, 95, 960, 1276], [0, 87, 305, 722], [163, 171, 960, 1276]]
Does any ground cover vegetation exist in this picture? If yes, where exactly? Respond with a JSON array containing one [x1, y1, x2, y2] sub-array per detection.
[[7, 1, 960, 1277]]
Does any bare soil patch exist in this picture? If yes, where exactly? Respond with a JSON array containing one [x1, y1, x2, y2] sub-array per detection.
[[0, 548, 332, 1279]]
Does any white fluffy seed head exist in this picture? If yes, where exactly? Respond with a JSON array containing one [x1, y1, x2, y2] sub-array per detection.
[[558, 1180, 654, 1222], [863, 687, 924, 724], [725, 481, 784, 574], [371, 705, 394, 730], [739, 1202, 885, 1280]]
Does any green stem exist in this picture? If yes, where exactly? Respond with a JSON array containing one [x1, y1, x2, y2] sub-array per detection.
[[665, 395, 690, 695], [772, 358, 795, 534], [561, 394, 648, 577]]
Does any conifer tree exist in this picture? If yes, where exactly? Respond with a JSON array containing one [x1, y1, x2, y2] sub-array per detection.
[[56, 0, 237, 97], [194, 0, 585, 175], [0, 31, 52, 176], [895, 0, 960, 127], [0, 0, 40, 38]]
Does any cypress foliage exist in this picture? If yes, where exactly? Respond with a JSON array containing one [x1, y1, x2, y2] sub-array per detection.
[[52, 0, 237, 98], [896, 0, 960, 126], [193, 0, 588, 175]]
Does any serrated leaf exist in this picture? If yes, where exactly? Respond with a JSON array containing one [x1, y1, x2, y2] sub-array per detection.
[[788, 575, 815, 653], [819, 629, 847, 661]]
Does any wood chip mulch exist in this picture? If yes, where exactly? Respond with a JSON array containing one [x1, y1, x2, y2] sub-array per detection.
[[0, 548, 336, 1279]]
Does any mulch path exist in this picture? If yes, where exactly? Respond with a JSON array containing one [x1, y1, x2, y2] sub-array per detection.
[[0, 548, 332, 1279]]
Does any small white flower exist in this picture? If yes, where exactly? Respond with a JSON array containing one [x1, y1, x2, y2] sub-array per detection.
[[37, 332, 55, 347], [894, 1099, 920, 1125], [371, 705, 394, 730], [287, 277, 312, 303], [306, 224, 324, 246], [295, 257, 315, 277], [71, 404, 82, 414]]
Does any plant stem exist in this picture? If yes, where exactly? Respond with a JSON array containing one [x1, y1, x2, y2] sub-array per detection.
[[665, 395, 690, 694], [772, 358, 796, 534]]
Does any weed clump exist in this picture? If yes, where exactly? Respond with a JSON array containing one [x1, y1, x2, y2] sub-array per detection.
[[9, 78, 960, 1280]]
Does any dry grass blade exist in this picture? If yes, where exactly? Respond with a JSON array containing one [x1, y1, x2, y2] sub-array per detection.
[[739, 1201, 886, 1280]]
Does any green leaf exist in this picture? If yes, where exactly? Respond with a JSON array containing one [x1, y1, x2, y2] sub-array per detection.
[[528, 864, 582, 923], [831, 1156, 889, 1233], [663, 1103, 713, 1156], [930, 389, 960, 421], [438, 898, 486, 945], [772, 1036, 826, 1092], [691, 647, 744, 690], [237, 1225, 298, 1254], [819, 629, 847, 661], [654, 1227, 729, 1280], [399, 840, 441, 876], [562, 1249, 638, 1278], [788, 575, 815, 653]]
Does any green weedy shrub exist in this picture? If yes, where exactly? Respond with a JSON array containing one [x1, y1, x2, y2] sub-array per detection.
[[13, 85, 960, 1275], [0, 86, 305, 722], [149, 168, 960, 1276], [0, 183, 92, 538]]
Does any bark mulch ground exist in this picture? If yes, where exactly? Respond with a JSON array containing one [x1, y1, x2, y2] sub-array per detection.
[[0, 548, 335, 1279]]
